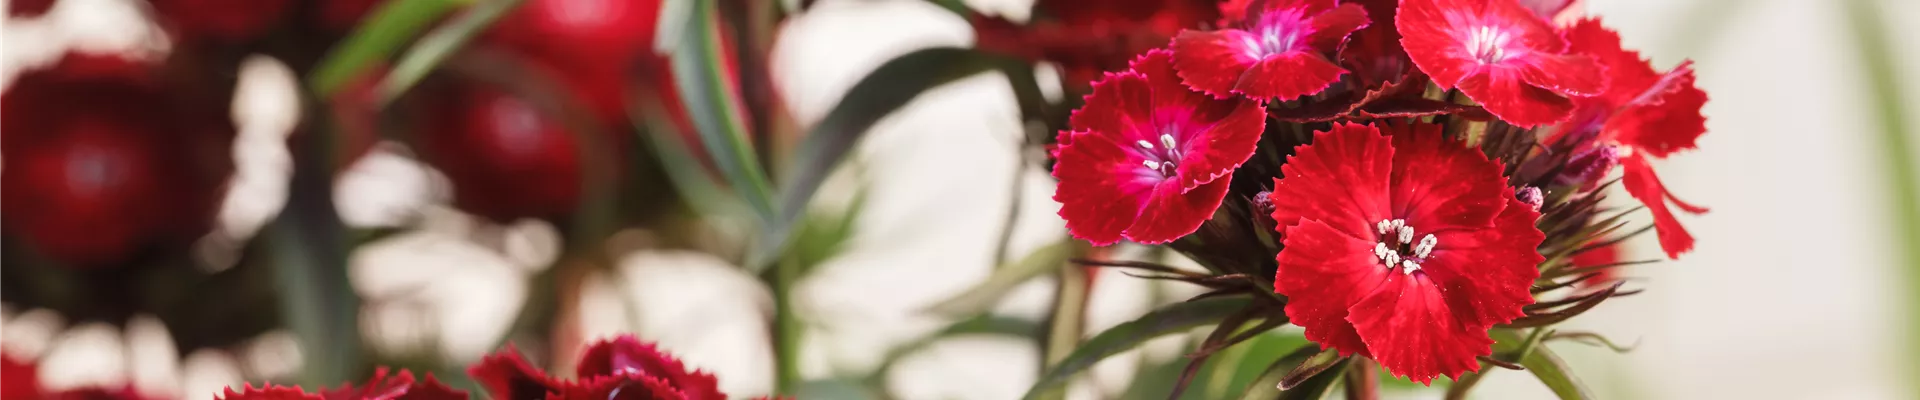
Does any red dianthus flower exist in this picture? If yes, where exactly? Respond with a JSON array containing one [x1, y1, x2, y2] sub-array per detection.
[[1561, 18, 1710, 259], [1396, 0, 1605, 127], [469, 335, 724, 400], [1170, 0, 1368, 100], [1052, 49, 1266, 245], [1268, 122, 1543, 383]]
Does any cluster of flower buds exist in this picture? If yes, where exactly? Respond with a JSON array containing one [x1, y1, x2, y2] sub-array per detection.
[[1049, 0, 1706, 385]]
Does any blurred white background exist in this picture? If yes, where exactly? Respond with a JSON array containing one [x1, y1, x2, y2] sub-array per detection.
[[4, 0, 1919, 399]]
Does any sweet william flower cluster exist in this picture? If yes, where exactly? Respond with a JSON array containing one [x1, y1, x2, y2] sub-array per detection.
[[1050, 0, 1708, 384]]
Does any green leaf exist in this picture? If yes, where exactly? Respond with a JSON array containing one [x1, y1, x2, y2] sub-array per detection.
[[666, 0, 777, 226], [308, 0, 465, 96], [1492, 329, 1593, 400], [1020, 296, 1254, 400], [1239, 343, 1350, 400], [372, 0, 527, 107], [794, 378, 884, 400], [926, 241, 1071, 317], [751, 47, 1026, 268], [873, 315, 1042, 378]]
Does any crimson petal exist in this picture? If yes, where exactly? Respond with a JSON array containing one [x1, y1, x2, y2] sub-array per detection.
[[1420, 196, 1544, 329], [468, 346, 560, 400], [1269, 122, 1393, 239], [1456, 68, 1575, 127], [1052, 129, 1155, 246], [1124, 178, 1233, 244], [1621, 156, 1702, 259], [1608, 69, 1709, 159], [1275, 219, 1389, 358], [1171, 29, 1261, 99], [1234, 51, 1350, 100], [1345, 272, 1491, 385], [1386, 122, 1511, 233]]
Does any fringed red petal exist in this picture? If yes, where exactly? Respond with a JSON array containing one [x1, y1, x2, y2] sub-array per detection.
[[1268, 123, 1393, 239], [1346, 272, 1491, 385], [1621, 156, 1703, 259]]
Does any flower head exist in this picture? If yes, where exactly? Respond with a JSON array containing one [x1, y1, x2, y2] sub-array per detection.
[[1268, 122, 1543, 383], [469, 336, 724, 400], [1170, 0, 1369, 100], [1397, 0, 1605, 126], [972, 0, 1218, 92], [1562, 18, 1710, 258], [1053, 49, 1266, 245]]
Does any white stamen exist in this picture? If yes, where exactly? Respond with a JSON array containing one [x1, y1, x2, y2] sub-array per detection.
[[1401, 260, 1421, 275], [1383, 252, 1400, 269], [1136, 140, 1155, 149], [1414, 234, 1437, 258], [1397, 226, 1414, 245], [1142, 160, 1160, 171], [1160, 133, 1178, 150], [1376, 220, 1392, 235], [1374, 242, 1391, 261]]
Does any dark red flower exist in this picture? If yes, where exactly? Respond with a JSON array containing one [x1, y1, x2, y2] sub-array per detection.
[[4, 353, 42, 399], [1170, 0, 1368, 100], [1269, 122, 1543, 383], [972, 0, 1218, 93], [220, 384, 320, 400], [485, 0, 664, 123], [1562, 18, 1709, 259], [417, 82, 587, 222], [469, 336, 724, 400], [1052, 49, 1266, 245], [1, 52, 233, 266], [320, 368, 468, 400], [1396, 0, 1605, 127], [8, 0, 55, 17], [147, 0, 292, 42]]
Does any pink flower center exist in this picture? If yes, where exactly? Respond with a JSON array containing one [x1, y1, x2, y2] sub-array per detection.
[[1465, 25, 1512, 64], [1372, 219, 1438, 275], [1134, 132, 1183, 178], [1241, 9, 1310, 60]]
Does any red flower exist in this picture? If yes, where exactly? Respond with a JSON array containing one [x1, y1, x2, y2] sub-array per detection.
[[1052, 49, 1266, 245], [1396, 0, 1605, 127], [1, 52, 233, 266], [148, 0, 292, 42], [1170, 0, 1368, 100], [972, 0, 1218, 93], [8, 0, 55, 18], [1268, 122, 1543, 383], [417, 82, 588, 222], [485, 0, 665, 124], [1562, 19, 1709, 259], [320, 369, 468, 400], [219, 384, 319, 400], [469, 336, 724, 400], [215, 369, 466, 400]]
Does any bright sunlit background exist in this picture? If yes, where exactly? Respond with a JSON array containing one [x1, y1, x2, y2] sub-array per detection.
[[3, 0, 1918, 399]]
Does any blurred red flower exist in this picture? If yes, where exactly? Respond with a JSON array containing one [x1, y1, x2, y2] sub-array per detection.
[[147, 0, 292, 43], [417, 82, 589, 222], [1052, 50, 1265, 245], [8, 0, 54, 18], [1170, 0, 1368, 100], [1396, 0, 1605, 127], [972, 0, 1219, 93], [1269, 122, 1543, 384], [4, 353, 158, 400], [1, 52, 233, 266]]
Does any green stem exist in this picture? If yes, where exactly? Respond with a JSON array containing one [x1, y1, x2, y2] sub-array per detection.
[[268, 102, 364, 387], [1512, 327, 1551, 364], [1841, 0, 1920, 385], [771, 256, 803, 393], [1036, 249, 1091, 400]]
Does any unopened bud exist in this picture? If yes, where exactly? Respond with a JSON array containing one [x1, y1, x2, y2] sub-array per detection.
[[1516, 186, 1544, 211], [1555, 145, 1620, 187]]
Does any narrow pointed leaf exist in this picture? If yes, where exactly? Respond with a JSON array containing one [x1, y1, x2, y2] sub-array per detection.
[[1493, 330, 1594, 400], [1278, 347, 1346, 390], [927, 241, 1071, 317], [753, 47, 1027, 268], [309, 0, 464, 96], [668, 0, 777, 225], [1020, 296, 1254, 399], [373, 0, 527, 106]]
